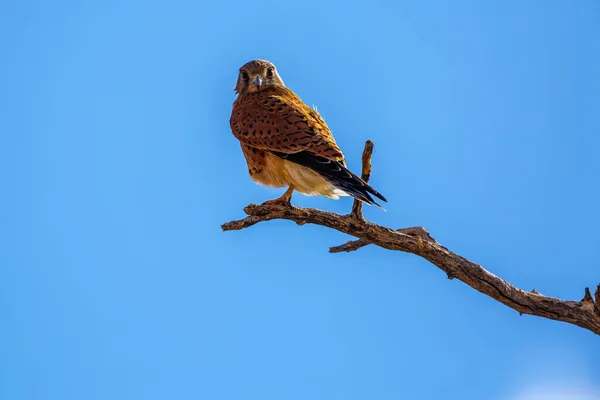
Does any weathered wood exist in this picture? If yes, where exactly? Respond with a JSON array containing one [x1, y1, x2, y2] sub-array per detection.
[[350, 140, 373, 220], [221, 141, 600, 336]]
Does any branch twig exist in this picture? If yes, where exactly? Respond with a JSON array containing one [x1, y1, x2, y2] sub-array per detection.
[[330, 226, 436, 253], [350, 140, 373, 220], [221, 141, 600, 336]]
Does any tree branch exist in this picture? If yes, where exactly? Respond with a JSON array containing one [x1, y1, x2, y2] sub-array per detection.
[[350, 140, 373, 220], [221, 141, 600, 336], [329, 226, 436, 253]]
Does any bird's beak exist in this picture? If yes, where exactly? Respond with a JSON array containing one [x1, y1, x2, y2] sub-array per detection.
[[252, 76, 263, 90]]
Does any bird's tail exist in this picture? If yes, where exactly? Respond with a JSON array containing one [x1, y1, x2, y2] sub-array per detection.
[[272, 151, 387, 207]]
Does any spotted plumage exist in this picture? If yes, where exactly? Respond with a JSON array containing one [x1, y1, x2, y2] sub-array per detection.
[[230, 59, 387, 207]]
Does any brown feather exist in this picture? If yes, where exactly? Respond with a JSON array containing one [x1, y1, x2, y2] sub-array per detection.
[[231, 86, 344, 161]]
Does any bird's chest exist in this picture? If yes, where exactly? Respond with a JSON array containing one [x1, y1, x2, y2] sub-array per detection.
[[241, 145, 324, 192]]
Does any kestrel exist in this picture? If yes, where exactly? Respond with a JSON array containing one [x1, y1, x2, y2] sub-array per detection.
[[230, 59, 387, 207]]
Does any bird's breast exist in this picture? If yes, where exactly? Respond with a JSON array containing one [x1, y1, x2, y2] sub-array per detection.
[[245, 151, 339, 198]]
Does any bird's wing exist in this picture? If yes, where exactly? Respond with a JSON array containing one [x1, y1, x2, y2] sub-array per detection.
[[230, 87, 387, 206], [230, 88, 344, 161]]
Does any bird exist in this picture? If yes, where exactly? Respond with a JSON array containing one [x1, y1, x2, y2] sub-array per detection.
[[229, 59, 387, 207]]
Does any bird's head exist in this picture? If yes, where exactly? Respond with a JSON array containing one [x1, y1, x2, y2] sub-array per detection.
[[234, 60, 285, 95]]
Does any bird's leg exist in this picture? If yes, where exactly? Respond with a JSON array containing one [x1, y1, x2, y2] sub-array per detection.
[[262, 186, 294, 206]]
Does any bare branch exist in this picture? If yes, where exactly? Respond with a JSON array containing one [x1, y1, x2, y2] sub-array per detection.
[[582, 287, 593, 303], [221, 215, 266, 231], [329, 238, 370, 253], [350, 140, 373, 220], [221, 141, 600, 336], [330, 226, 436, 253]]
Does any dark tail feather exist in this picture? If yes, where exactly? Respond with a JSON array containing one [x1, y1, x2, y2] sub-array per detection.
[[272, 151, 387, 207]]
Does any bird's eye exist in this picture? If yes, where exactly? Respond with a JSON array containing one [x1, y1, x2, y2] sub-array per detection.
[[240, 71, 249, 80], [266, 68, 274, 78]]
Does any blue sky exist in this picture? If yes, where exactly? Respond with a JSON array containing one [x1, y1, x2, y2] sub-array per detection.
[[1, 1, 600, 399]]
